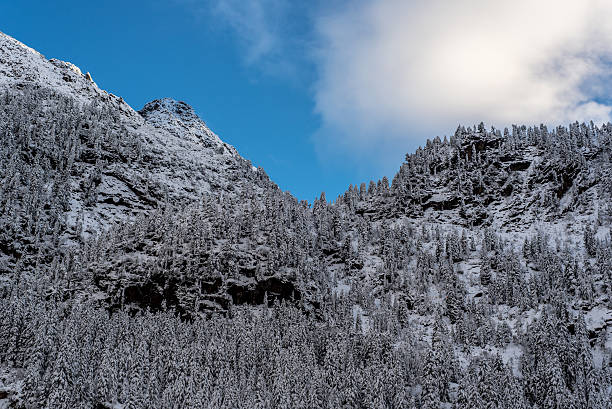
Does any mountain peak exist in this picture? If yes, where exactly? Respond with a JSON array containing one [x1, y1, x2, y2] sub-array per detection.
[[139, 98, 198, 123], [139, 98, 237, 155], [138, 98, 210, 132]]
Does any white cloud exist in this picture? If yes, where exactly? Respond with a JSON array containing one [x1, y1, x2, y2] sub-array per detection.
[[314, 0, 612, 152], [189, 0, 612, 169]]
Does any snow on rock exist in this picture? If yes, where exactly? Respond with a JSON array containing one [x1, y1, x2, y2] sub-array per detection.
[[0, 31, 270, 238], [0, 31, 130, 113], [585, 307, 612, 343], [139, 98, 236, 155]]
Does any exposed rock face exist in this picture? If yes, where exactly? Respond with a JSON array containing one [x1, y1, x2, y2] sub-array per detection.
[[139, 98, 238, 154], [352, 129, 612, 231]]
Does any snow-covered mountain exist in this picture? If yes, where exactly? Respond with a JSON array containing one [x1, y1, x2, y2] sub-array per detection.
[[0, 31, 610, 408], [0, 30, 270, 229], [0, 29, 276, 260]]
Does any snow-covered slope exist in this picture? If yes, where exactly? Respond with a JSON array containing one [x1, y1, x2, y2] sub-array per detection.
[[0, 31, 271, 238], [344, 126, 612, 250], [0, 31, 134, 114], [0, 30, 293, 323], [139, 98, 237, 155], [0, 31, 279, 313]]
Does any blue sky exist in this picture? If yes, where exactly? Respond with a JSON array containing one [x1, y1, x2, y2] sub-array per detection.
[[0, 0, 377, 202], [3, 0, 612, 202]]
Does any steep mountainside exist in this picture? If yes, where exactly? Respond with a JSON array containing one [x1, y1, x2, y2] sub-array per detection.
[[0, 31, 275, 273], [0, 32, 611, 408], [350, 125, 611, 230]]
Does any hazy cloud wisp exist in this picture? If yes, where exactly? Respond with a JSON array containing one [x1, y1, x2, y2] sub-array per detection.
[[206, 0, 317, 78]]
